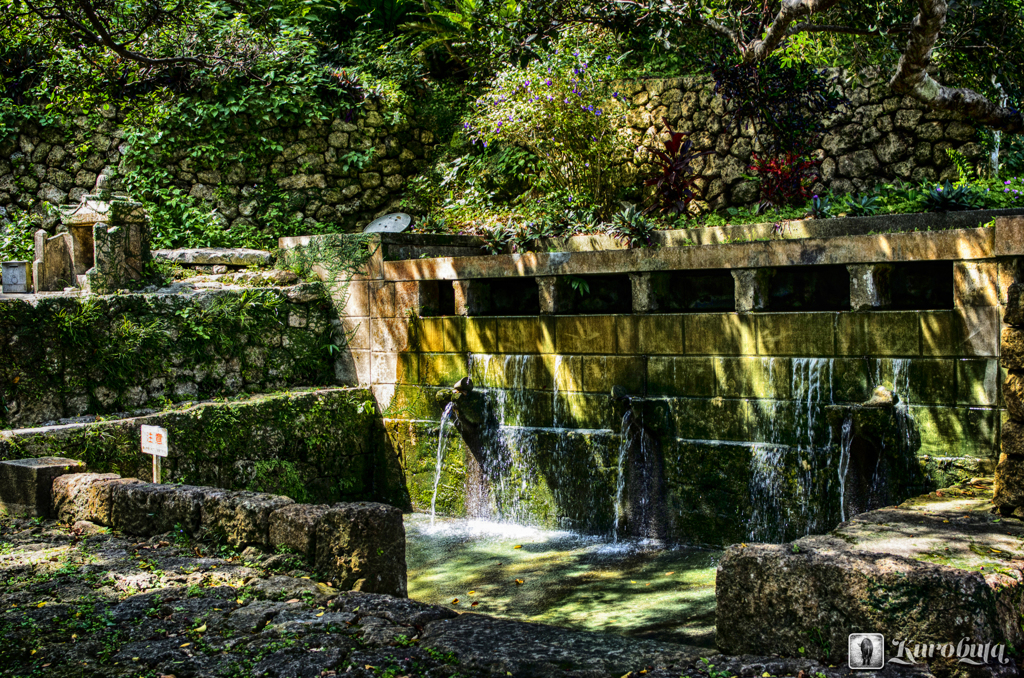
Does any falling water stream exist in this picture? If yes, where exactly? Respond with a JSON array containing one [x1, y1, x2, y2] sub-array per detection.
[[430, 402, 457, 525]]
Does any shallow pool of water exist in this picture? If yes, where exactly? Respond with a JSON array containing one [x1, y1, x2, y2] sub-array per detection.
[[405, 513, 721, 647]]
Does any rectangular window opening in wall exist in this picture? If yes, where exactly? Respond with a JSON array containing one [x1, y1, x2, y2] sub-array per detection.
[[890, 261, 953, 310], [561, 274, 632, 315], [416, 280, 457, 317], [463, 277, 541, 316], [437, 281, 456, 316], [650, 270, 735, 313], [769, 265, 850, 312]]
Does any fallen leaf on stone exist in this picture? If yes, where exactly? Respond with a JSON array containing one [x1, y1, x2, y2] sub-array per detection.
[[513, 545, 522, 549], [631, 580, 636, 584], [665, 572, 674, 575], [514, 579, 524, 585], [365, 666, 376, 670], [316, 612, 325, 617], [180, 643, 190, 648], [236, 599, 244, 604], [37, 602, 46, 608], [285, 599, 300, 603], [451, 598, 459, 604], [471, 602, 479, 607], [468, 590, 475, 595], [194, 623, 206, 633], [301, 576, 311, 579], [645, 583, 649, 587], [41, 665, 49, 668], [158, 541, 169, 547]]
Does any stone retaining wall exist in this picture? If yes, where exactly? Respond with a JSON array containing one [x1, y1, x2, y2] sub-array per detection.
[[0, 389, 408, 508], [53, 472, 407, 596], [995, 280, 1024, 512], [1, 71, 985, 238], [0, 284, 344, 429]]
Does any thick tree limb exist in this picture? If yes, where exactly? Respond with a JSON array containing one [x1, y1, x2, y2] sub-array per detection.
[[742, 0, 845, 63], [889, 0, 1024, 133]]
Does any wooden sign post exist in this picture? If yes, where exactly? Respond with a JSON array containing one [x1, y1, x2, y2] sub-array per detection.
[[141, 425, 168, 483]]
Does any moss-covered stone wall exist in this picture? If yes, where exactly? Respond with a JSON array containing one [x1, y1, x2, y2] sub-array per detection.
[[0, 285, 344, 429], [378, 309, 1002, 545], [0, 388, 409, 507]]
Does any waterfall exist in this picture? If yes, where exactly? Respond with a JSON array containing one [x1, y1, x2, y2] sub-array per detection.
[[612, 410, 633, 542], [430, 401, 458, 524], [838, 414, 853, 522], [748, 445, 788, 542]]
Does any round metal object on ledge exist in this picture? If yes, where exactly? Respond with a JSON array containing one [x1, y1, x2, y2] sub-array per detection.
[[364, 213, 412, 234]]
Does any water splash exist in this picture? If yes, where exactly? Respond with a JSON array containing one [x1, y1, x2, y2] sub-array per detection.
[[430, 401, 457, 525], [838, 414, 853, 522]]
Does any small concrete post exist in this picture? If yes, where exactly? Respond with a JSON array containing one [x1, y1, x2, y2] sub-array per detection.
[[537, 277, 573, 314], [454, 280, 489, 316], [630, 273, 658, 313], [848, 264, 893, 311], [732, 269, 774, 313]]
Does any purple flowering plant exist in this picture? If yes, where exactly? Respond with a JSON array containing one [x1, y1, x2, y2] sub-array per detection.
[[464, 28, 632, 215]]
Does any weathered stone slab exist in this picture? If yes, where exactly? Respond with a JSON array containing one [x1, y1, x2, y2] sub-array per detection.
[[109, 482, 205, 536], [315, 502, 406, 597], [152, 248, 272, 266], [955, 260, 999, 307], [1006, 281, 1024, 326], [716, 485, 1024, 667], [848, 263, 892, 310], [52, 472, 122, 524], [0, 457, 86, 517], [268, 503, 329, 560], [199, 488, 294, 547], [731, 269, 772, 312]]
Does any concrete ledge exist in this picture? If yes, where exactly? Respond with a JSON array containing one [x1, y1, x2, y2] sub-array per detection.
[[0, 457, 86, 517], [53, 472, 407, 597]]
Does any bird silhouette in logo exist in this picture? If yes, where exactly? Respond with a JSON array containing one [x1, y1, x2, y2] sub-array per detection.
[[860, 637, 874, 666]]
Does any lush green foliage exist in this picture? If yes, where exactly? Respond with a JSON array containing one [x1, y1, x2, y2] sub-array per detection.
[[464, 29, 633, 214]]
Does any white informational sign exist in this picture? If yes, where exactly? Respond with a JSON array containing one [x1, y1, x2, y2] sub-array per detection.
[[141, 425, 169, 457]]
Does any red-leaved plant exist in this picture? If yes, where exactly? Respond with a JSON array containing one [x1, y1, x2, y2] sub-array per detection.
[[644, 119, 712, 216], [748, 152, 818, 213]]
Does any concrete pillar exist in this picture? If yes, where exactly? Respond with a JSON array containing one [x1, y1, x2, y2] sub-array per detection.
[[732, 269, 774, 313], [954, 261, 999, 308], [454, 280, 491, 316], [536, 277, 572, 315], [394, 280, 440, 317], [630, 273, 658, 313], [848, 264, 893, 311]]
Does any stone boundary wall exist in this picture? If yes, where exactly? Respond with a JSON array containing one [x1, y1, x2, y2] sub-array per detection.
[[52, 472, 407, 596], [995, 283, 1024, 512], [0, 70, 985, 237], [0, 284, 345, 429], [0, 101, 439, 236], [0, 389, 409, 508], [617, 67, 983, 209]]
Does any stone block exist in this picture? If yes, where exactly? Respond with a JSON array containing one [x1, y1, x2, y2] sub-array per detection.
[[757, 313, 834, 356], [837, 311, 918, 356], [716, 522, 1024, 663], [553, 392, 615, 430], [199, 488, 295, 546], [52, 472, 122, 524], [956, 306, 999, 357], [637, 315, 683, 355], [1004, 326, 1024, 370], [731, 269, 773, 312], [536, 277, 573, 314], [420, 353, 466, 385], [847, 264, 892, 311], [555, 316, 617, 354], [416, 318, 445, 352], [370, 281, 396, 318], [994, 216, 1024, 257], [109, 482, 206, 536], [0, 457, 86, 518], [371, 317, 414, 353], [551, 355, 583, 392], [911, 405, 1000, 458], [956, 359, 1000, 406], [1005, 371, 1024, 421], [831, 358, 870, 403], [919, 311, 958, 356], [497, 318, 543, 354], [315, 502, 407, 597], [716, 357, 791, 399], [954, 261, 999, 307], [394, 281, 438, 317], [269, 503, 330, 560], [684, 314, 756, 355], [453, 280, 490, 316], [397, 353, 419, 384], [615, 316, 638, 354], [647, 357, 716, 397], [581, 356, 644, 394], [465, 318, 497, 353], [443, 317, 466, 353], [899, 359, 956, 405]]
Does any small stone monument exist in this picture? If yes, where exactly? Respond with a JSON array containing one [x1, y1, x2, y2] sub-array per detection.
[[34, 173, 150, 293]]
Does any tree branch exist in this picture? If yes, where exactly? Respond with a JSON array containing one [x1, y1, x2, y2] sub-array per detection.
[[742, 0, 845, 63], [889, 0, 1024, 133], [73, 0, 209, 68]]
